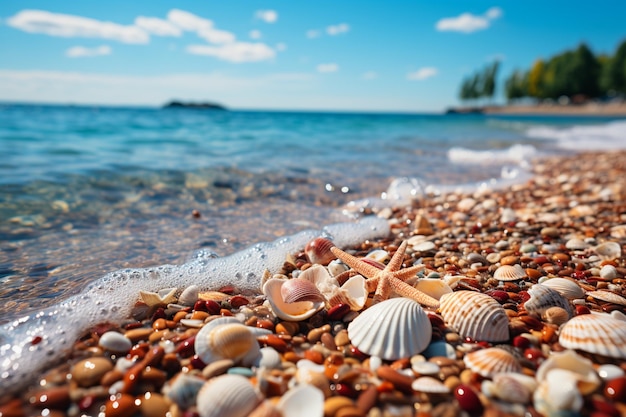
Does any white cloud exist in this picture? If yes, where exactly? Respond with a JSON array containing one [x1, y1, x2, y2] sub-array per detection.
[[326, 23, 350, 36], [167, 9, 213, 32], [255, 10, 278, 24], [6, 9, 149, 44], [275, 42, 287, 52], [407, 67, 438, 80], [197, 27, 235, 44], [66, 45, 112, 58], [317, 63, 339, 73], [306, 29, 321, 39], [249, 30, 262, 40], [435, 8, 502, 33], [361, 71, 378, 80], [186, 42, 275, 63], [134, 16, 181, 37]]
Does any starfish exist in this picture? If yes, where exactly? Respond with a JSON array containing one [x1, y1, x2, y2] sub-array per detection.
[[330, 240, 440, 308]]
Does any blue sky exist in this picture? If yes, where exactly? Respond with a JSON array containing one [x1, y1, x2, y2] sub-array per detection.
[[1, 1, 625, 112]]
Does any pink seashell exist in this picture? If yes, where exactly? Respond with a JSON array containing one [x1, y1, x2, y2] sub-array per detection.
[[463, 347, 521, 378], [280, 278, 325, 304], [305, 237, 336, 265]]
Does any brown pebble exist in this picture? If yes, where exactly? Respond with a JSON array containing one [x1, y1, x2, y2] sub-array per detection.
[[324, 396, 355, 417], [429, 356, 456, 367], [101, 369, 124, 386], [334, 329, 350, 347], [139, 392, 171, 417], [29, 386, 70, 409], [376, 366, 413, 394], [335, 405, 364, 417], [321, 332, 337, 351], [190, 311, 209, 321], [104, 394, 137, 417], [500, 255, 519, 265], [71, 357, 114, 387], [152, 318, 168, 331], [124, 327, 153, 343], [202, 358, 235, 379], [308, 325, 331, 343], [304, 349, 325, 364], [276, 321, 299, 335], [356, 384, 378, 414]]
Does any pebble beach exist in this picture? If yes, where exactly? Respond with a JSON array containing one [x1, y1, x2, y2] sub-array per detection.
[[1, 150, 625, 417]]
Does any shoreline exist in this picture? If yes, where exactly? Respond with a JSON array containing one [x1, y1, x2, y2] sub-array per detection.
[[449, 102, 626, 117], [1, 150, 625, 415]]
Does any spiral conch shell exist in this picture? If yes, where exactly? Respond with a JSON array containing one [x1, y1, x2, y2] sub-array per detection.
[[439, 291, 509, 342]]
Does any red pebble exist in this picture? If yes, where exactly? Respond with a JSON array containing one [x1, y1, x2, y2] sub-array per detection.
[[485, 290, 509, 304], [175, 336, 196, 358], [204, 300, 221, 315], [190, 355, 207, 370], [454, 384, 483, 415], [151, 307, 166, 321], [193, 300, 208, 312], [218, 285, 236, 295], [229, 295, 249, 308], [332, 383, 358, 398], [78, 395, 95, 411], [576, 305, 591, 315], [524, 347, 545, 361], [512, 335, 531, 349], [327, 303, 351, 321], [31, 336, 43, 345], [349, 345, 368, 361], [604, 377, 626, 402]]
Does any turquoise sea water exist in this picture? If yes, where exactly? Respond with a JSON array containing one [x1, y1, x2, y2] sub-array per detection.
[[1, 103, 625, 319]]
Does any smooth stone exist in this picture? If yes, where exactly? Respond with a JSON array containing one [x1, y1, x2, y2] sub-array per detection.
[[227, 367, 255, 377], [454, 384, 483, 415], [202, 359, 235, 379], [99, 331, 133, 354], [139, 392, 171, 417], [71, 357, 114, 387], [29, 386, 71, 409], [422, 341, 456, 360], [104, 393, 137, 417], [411, 360, 440, 375], [604, 377, 626, 402], [598, 364, 625, 381]]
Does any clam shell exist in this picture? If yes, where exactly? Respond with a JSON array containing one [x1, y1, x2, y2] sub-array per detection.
[[524, 284, 573, 319], [533, 369, 585, 415], [535, 349, 600, 394], [196, 374, 261, 417], [463, 347, 521, 378], [484, 373, 533, 404], [280, 278, 326, 304], [347, 298, 432, 360], [599, 264, 618, 280], [263, 278, 325, 321], [304, 237, 336, 265], [559, 313, 626, 359], [179, 285, 200, 306], [414, 278, 452, 301], [297, 264, 340, 298], [327, 274, 367, 311], [195, 318, 260, 365], [586, 290, 626, 306], [540, 277, 584, 300], [411, 376, 449, 394], [277, 384, 325, 417], [439, 291, 510, 342], [493, 264, 527, 281], [594, 241, 621, 260]]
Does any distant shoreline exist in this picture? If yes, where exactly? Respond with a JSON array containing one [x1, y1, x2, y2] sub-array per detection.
[[448, 102, 626, 117]]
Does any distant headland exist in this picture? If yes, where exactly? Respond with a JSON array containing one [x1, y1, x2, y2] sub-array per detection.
[[162, 100, 227, 110]]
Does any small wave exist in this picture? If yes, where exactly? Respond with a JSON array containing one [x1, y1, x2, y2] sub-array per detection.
[[447, 144, 537, 165], [525, 120, 626, 151]]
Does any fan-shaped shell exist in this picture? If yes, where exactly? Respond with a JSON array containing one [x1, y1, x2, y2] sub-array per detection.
[[195, 319, 260, 365], [348, 298, 432, 360], [263, 278, 325, 321], [463, 347, 521, 377], [414, 278, 453, 300], [586, 290, 626, 306], [297, 264, 340, 298], [540, 278, 584, 300], [304, 237, 336, 265], [196, 374, 261, 417], [493, 264, 526, 281], [594, 241, 621, 260], [559, 313, 626, 359], [524, 284, 573, 319], [439, 291, 510, 342], [327, 275, 367, 311], [280, 278, 326, 304]]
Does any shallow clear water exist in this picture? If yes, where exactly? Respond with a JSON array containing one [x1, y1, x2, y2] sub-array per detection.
[[1, 103, 625, 320]]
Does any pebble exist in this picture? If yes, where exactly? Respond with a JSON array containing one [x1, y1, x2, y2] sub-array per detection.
[[71, 357, 114, 387], [99, 331, 133, 354]]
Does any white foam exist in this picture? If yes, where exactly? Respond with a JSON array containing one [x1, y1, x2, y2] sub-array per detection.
[[0, 216, 389, 395], [525, 120, 626, 151], [447, 144, 538, 165]]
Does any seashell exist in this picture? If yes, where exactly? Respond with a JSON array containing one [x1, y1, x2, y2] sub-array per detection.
[[533, 369, 586, 416], [535, 349, 600, 394], [493, 264, 526, 281], [254, 347, 282, 369], [297, 264, 340, 298], [483, 373, 534, 404], [599, 264, 618, 280], [348, 298, 432, 360], [365, 249, 390, 263], [277, 384, 324, 417], [327, 259, 348, 277], [463, 347, 521, 378], [178, 285, 200, 306], [196, 374, 261, 417], [438, 291, 509, 342], [414, 215, 433, 235], [163, 373, 206, 409], [466, 253, 488, 266], [411, 359, 440, 375], [195, 318, 260, 366], [540, 277, 584, 300], [326, 275, 367, 311], [99, 331, 132, 354], [411, 376, 449, 394], [610, 224, 626, 239], [414, 278, 452, 301], [559, 313, 626, 359], [248, 400, 282, 417], [263, 278, 325, 321], [524, 284, 573, 319], [586, 290, 626, 306], [565, 238, 588, 250], [611, 310, 626, 321], [594, 241, 621, 260], [542, 306, 571, 326], [304, 237, 336, 265], [280, 278, 326, 304], [139, 287, 177, 307]]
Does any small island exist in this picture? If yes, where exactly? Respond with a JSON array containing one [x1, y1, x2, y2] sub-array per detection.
[[162, 100, 227, 110]]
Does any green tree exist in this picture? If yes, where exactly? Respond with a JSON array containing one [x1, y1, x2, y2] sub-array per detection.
[[602, 39, 626, 94], [505, 69, 528, 101], [528, 59, 546, 99], [482, 61, 500, 102]]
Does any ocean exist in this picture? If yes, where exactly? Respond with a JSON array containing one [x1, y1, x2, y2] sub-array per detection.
[[1, 103, 626, 321]]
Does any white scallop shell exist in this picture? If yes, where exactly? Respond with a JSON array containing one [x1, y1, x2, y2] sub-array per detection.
[[493, 264, 526, 281], [263, 278, 325, 321], [414, 278, 452, 300], [463, 347, 521, 378], [594, 241, 621, 260], [586, 290, 626, 306], [439, 291, 510, 342], [540, 278, 584, 300], [196, 374, 261, 417], [533, 369, 585, 416], [524, 284, 573, 319], [277, 384, 325, 417], [326, 274, 367, 311], [559, 313, 626, 359], [195, 318, 260, 366], [348, 298, 432, 360], [411, 376, 449, 394]]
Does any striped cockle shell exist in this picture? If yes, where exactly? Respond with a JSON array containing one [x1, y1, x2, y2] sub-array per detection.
[[304, 237, 336, 265], [196, 374, 262, 417], [411, 376, 450, 394], [540, 278, 584, 300], [263, 278, 325, 321], [559, 313, 626, 359], [297, 264, 340, 298], [493, 264, 527, 281], [586, 290, 626, 306], [524, 284, 574, 319], [439, 291, 510, 342], [195, 318, 260, 366], [463, 347, 521, 378], [348, 298, 432, 360], [280, 278, 326, 304]]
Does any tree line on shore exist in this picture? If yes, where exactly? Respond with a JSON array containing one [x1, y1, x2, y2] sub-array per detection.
[[459, 39, 626, 104]]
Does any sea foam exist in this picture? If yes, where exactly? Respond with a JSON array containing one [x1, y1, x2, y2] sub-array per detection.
[[0, 216, 389, 395], [526, 120, 626, 151]]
